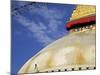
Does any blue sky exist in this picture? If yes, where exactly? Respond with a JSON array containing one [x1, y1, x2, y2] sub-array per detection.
[[11, 1, 76, 74]]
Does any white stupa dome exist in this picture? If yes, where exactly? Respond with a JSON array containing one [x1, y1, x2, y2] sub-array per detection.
[[18, 5, 96, 74]]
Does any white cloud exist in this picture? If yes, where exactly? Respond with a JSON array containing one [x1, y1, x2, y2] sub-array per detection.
[[28, 4, 65, 20], [12, 3, 67, 46], [12, 12, 53, 45]]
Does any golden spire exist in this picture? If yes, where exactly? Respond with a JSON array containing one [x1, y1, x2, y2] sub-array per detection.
[[70, 5, 96, 21]]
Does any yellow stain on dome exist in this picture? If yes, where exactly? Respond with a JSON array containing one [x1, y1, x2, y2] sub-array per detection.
[[74, 49, 86, 65]]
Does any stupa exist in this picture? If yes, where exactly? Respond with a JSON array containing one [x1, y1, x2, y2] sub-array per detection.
[[18, 5, 96, 74]]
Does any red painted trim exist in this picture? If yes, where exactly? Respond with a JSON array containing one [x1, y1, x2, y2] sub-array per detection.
[[66, 15, 96, 29]]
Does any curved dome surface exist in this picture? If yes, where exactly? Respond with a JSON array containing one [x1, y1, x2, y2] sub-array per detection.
[[18, 29, 96, 73]]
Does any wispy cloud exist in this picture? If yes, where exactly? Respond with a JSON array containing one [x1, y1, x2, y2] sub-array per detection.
[[12, 13, 53, 45], [12, 3, 67, 46]]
